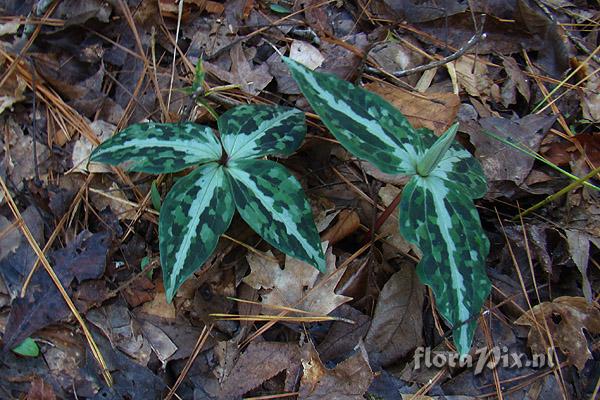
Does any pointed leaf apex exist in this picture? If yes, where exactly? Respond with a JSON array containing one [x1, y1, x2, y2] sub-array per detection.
[[416, 123, 459, 177]]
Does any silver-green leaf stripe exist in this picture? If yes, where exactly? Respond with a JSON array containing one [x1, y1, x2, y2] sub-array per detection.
[[399, 175, 491, 354], [284, 57, 422, 175], [219, 105, 306, 161], [225, 159, 326, 272], [415, 128, 488, 198], [159, 163, 234, 301], [90, 122, 222, 173]]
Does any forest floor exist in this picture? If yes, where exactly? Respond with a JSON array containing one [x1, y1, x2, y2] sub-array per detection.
[[0, 0, 599, 399]]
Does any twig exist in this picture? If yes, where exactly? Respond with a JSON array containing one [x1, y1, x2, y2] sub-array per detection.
[[365, 24, 486, 78], [531, 0, 600, 65]]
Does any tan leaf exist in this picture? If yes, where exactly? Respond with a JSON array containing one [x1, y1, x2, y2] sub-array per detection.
[[515, 296, 600, 370], [300, 341, 373, 399], [365, 263, 425, 366], [244, 246, 352, 315], [364, 81, 460, 134], [204, 42, 272, 95], [290, 40, 325, 70], [452, 55, 494, 101], [321, 209, 360, 245], [215, 341, 301, 399]]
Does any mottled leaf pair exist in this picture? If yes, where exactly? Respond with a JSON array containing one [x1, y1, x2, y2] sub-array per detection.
[[285, 57, 491, 355], [90, 105, 326, 301]]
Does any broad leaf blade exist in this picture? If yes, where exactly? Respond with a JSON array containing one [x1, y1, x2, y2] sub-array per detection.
[[399, 175, 491, 354], [90, 122, 222, 173], [225, 159, 326, 271], [415, 127, 488, 198], [284, 57, 421, 175], [159, 163, 234, 301], [219, 105, 306, 160]]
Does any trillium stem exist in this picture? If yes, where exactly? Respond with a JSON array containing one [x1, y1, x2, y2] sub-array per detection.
[[416, 123, 459, 177]]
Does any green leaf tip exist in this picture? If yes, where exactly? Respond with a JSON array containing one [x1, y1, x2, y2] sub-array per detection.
[[416, 123, 458, 177]]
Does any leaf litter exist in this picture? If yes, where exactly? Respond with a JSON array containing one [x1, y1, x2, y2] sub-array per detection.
[[0, 0, 599, 399]]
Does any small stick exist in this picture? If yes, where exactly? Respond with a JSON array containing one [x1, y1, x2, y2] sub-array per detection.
[[365, 21, 486, 78]]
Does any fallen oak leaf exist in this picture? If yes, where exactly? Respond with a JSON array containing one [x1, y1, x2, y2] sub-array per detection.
[[365, 263, 425, 367], [365, 81, 460, 134], [204, 42, 272, 95], [213, 341, 302, 399], [300, 341, 373, 400], [244, 245, 351, 316], [515, 296, 600, 370]]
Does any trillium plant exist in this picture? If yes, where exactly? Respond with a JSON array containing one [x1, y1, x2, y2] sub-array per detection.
[[285, 57, 491, 354], [90, 105, 326, 302]]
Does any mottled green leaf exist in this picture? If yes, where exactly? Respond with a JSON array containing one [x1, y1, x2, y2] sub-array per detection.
[[160, 163, 234, 301], [417, 123, 458, 177], [399, 175, 490, 354], [11, 337, 39, 357], [415, 128, 488, 198], [284, 57, 422, 175], [90, 122, 222, 173], [225, 159, 325, 271], [219, 105, 306, 161]]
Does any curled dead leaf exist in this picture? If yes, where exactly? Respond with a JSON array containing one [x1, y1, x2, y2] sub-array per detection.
[[300, 341, 373, 399], [515, 296, 600, 370]]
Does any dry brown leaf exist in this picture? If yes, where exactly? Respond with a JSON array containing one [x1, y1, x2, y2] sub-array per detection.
[[581, 73, 600, 122], [244, 246, 352, 315], [378, 185, 413, 255], [0, 74, 26, 115], [321, 209, 360, 245], [299, 341, 373, 399], [215, 341, 301, 399], [453, 55, 495, 101], [365, 81, 460, 134], [204, 42, 272, 95], [290, 40, 325, 70], [26, 376, 57, 400], [501, 56, 531, 106], [364, 263, 425, 366], [244, 250, 320, 306], [515, 296, 600, 370], [74, 120, 115, 173], [565, 230, 593, 302]]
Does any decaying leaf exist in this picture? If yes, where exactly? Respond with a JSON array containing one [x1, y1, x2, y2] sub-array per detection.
[[453, 55, 495, 100], [204, 42, 273, 95], [365, 263, 425, 367], [515, 296, 600, 370], [3, 231, 110, 350], [26, 376, 57, 400], [564, 229, 593, 302], [471, 114, 556, 191], [321, 209, 360, 245], [299, 341, 374, 399], [244, 245, 351, 315], [213, 341, 301, 399], [365, 81, 460, 134], [290, 40, 325, 70]]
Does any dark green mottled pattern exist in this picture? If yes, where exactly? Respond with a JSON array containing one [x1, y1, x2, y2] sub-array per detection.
[[159, 163, 234, 302], [399, 175, 491, 354], [90, 122, 222, 173], [416, 128, 488, 198], [225, 159, 326, 271], [284, 57, 422, 175], [219, 105, 306, 160]]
